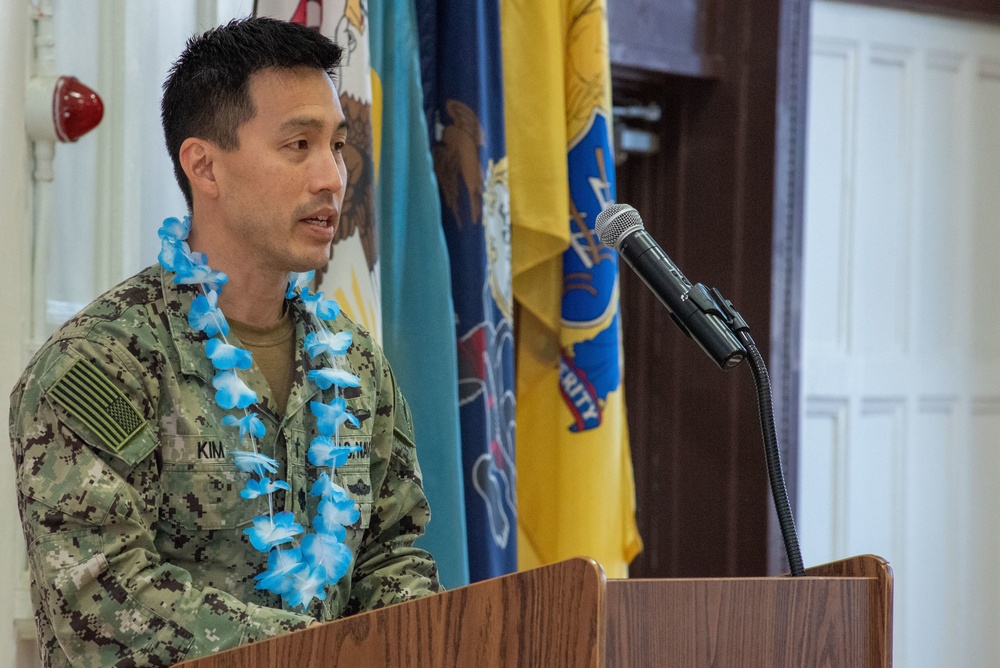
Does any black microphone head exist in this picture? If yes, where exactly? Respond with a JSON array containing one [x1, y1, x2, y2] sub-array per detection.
[[595, 203, 645, 250]]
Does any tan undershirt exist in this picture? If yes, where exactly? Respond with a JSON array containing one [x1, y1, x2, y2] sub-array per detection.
[[228, 307, 295, 415]]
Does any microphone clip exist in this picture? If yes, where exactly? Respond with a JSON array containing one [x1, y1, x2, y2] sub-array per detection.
[[703, 286, 750, 335]]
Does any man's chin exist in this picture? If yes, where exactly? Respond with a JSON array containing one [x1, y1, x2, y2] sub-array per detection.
[[287, 256, 330, 275]]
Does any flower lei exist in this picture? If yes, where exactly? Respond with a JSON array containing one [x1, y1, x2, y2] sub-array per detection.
[[158, 215, 362, 610]]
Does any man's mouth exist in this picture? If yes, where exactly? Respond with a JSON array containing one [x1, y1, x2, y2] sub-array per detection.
[[302, 215, 332, 227]]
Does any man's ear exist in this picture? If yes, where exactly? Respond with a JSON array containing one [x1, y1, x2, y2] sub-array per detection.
[[179, 138, 219, 200]]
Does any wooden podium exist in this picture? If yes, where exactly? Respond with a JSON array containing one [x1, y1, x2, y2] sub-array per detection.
[[173, 554, 892, 667]]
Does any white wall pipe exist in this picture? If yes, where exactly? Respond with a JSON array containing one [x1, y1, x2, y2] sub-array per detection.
[[29, 0, 56, 351]]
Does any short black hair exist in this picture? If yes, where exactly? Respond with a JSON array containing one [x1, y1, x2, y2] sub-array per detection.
[[161, 16, 343, 210]]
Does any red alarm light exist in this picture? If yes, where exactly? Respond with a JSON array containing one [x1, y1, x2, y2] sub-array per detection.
[[26, 75, 103, 143], [53, 76, 103, 143]]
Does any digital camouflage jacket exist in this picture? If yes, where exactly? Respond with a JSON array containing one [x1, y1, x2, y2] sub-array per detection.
[[10, 265, 440, 667]]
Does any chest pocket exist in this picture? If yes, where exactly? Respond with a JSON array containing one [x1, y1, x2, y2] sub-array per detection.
[[290, 459, 373, 532], [159, 463, 263, 530], [158, 434, 263, 530], [334, 460, 374, 530], [284, 420, 374, 532]]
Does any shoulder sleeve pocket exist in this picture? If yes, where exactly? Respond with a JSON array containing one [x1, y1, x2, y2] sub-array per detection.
[[39, 350, 158, 468]]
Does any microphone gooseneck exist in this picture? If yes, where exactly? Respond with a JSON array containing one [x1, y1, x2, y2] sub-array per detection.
[[739, 329, 805, 576]]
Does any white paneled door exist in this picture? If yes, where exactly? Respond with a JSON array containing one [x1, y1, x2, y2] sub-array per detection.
[[802, 2, 1000, 666]]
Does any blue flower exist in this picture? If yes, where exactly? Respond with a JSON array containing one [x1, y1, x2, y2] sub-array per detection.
[[318, 495, 361, 527], [222, 413, 266, 441], [310, 398, 359, 435], [212, 371, 257, 409], [157, 216, 190, 241], [158, 238, 194, 274], [230, 450, 279, 476], [312, 513, 348, 540], [240, 476, 290, 499], [174, 263, 228, 293], [309, 472, 347, 501], [286, 270, 315, 299], [304, 329, 352, 359], [307, 368, 360, 390], [206, 339, 253, 371], [300, 533, 352, 585], [243, 511, 304, 552], [307, 436, 361, 468], [315, 301, 340, 321], [283, 563, 328, 609], [299, 288, 341, 321], [189, 290, 229, 337], [310, 472, 359, 529], [253, 547, 306, 596]]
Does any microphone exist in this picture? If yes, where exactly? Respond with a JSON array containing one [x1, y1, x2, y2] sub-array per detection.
[[596, 203, 746, 370]]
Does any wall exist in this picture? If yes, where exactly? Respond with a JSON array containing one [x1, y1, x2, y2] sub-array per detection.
[[1, 2, 37, 665]]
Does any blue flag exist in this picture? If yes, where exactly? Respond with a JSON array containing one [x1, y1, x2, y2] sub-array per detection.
[[416, 0, 517, 581], [371, 0, 469, 589]]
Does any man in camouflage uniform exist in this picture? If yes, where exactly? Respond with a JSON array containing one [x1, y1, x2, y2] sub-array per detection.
[[10, 17, 440, 667]]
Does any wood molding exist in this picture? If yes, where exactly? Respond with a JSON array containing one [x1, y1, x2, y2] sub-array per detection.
[[608, 0, 720, 78], [845, 0, 1000, 23], [769, 0, 811, 575]]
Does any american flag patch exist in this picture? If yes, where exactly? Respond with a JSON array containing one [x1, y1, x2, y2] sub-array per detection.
[[48, 358, 144, 453]]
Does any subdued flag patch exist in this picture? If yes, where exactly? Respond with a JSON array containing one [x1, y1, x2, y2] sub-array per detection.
[[47, 358, 144, 453]]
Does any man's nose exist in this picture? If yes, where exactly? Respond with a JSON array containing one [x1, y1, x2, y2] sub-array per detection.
[[312, 149, 345, 194]]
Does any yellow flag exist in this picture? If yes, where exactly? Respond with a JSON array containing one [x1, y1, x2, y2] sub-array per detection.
[[504, 0, 642, 577]]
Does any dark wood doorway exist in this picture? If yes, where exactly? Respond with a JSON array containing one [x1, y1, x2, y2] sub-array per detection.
[[608, 0, 810, 577]]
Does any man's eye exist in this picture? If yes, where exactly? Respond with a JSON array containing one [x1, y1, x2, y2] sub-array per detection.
[[291, 139, 308, 150], [333, 140, 346, 152]]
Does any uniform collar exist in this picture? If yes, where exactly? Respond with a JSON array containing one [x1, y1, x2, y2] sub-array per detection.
[[160, 265, 324, 420]]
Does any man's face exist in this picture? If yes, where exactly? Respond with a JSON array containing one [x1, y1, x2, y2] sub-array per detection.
[[212, 67, 348, 275]]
